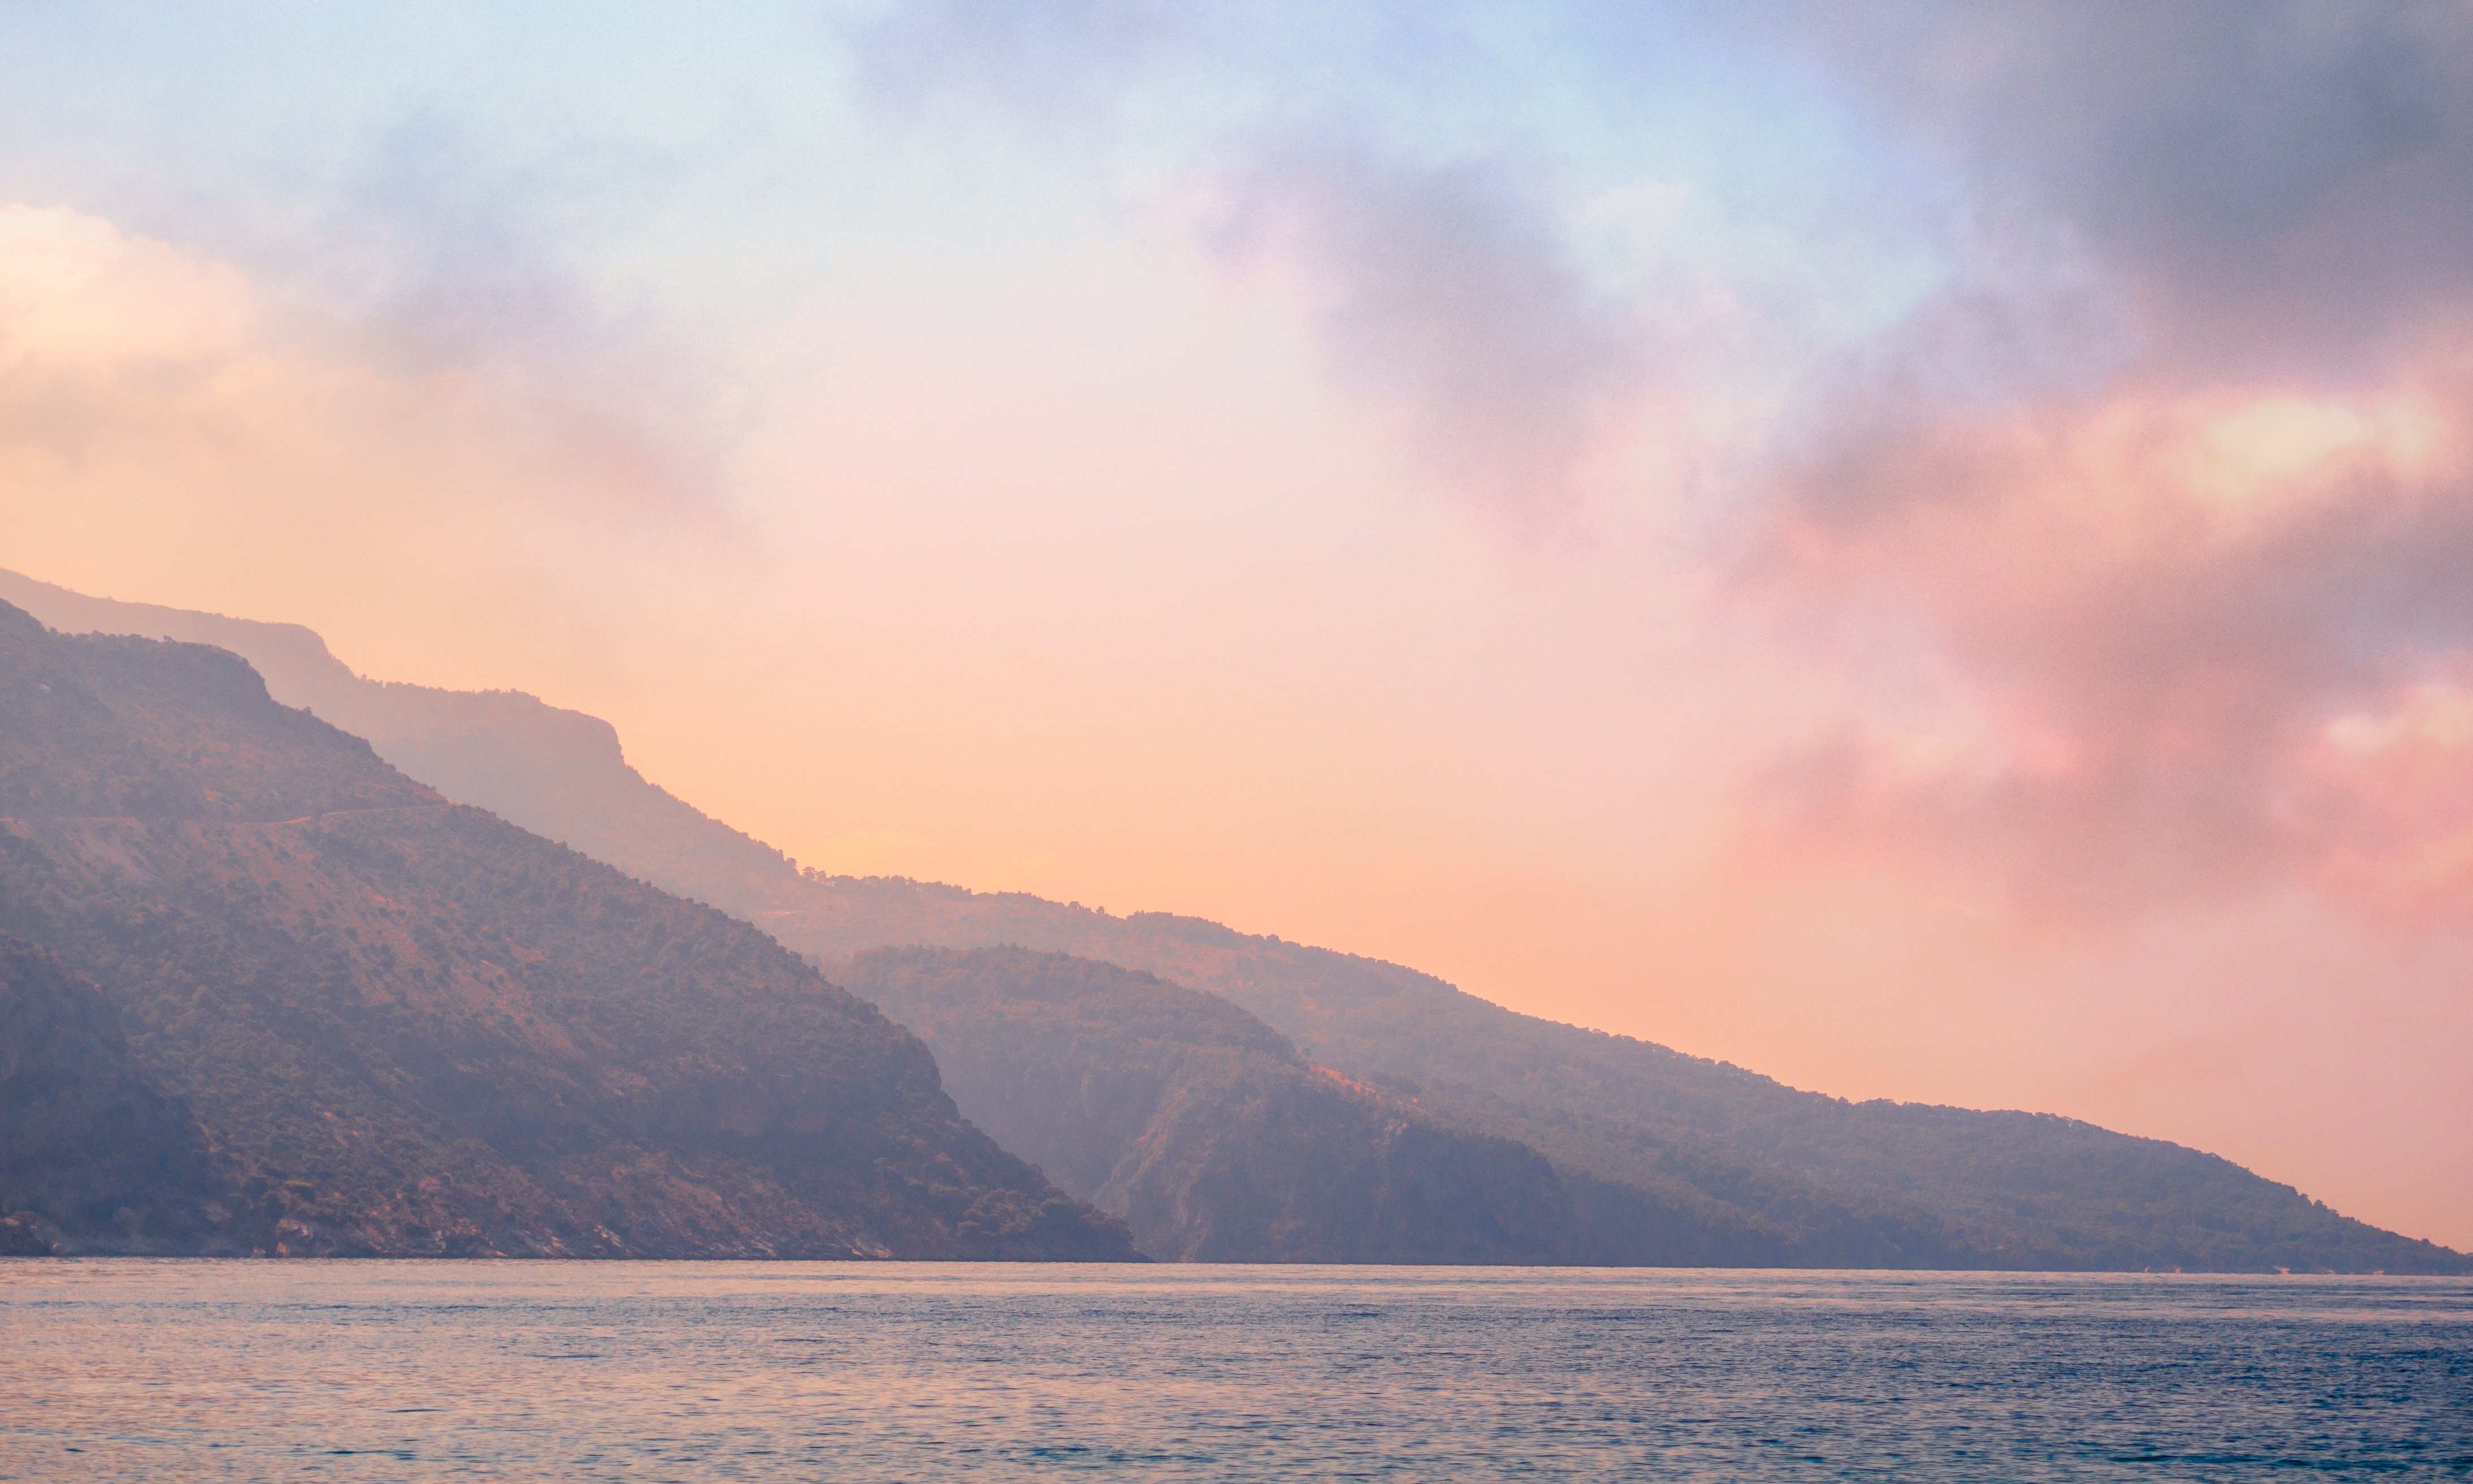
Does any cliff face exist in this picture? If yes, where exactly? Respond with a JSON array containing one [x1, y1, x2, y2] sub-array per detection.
[[0, 602, 1134, 1259], [848, 946, 1577, 1263]]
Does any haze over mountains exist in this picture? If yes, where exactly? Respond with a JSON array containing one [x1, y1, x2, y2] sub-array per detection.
[[779, 891, 2468, 1273], [0, 597, 1133, 1259], [0, 572, 796, 908], [849, 946, 1599, 1264], [4, 569, 2465, 1274]]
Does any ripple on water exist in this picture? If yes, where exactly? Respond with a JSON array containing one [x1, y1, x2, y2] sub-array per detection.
[[1, 1263, 2468, 1480]]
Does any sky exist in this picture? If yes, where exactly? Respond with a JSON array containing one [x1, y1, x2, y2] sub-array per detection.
[[4, 2, 2471, 1247]]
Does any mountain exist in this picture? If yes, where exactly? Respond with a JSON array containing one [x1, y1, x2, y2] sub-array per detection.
[[849, 945, 1595, 1263], [9, 571, 2465, 1273], [775, 888, 2470, 1273], [0, 600, 1135, 1259], [0, 569, 794, 909], [0, 931, 251, 1256]]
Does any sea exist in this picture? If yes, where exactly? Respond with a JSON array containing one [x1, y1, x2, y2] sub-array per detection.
[[2, 1262, 2467, 1481]]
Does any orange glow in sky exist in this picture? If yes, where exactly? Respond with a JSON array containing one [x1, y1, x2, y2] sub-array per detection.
[[5, 5, 2470, 1247]]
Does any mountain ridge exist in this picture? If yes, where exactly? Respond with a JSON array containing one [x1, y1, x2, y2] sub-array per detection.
[[0, 598, 1135, 1259], [785, 887, 2459, 1271], [6, 571, 2461, 1272]]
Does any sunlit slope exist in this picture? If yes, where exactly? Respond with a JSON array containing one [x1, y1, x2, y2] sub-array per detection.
[[0, 600, 1133, 1259], [10, 574, 2463, 1272]]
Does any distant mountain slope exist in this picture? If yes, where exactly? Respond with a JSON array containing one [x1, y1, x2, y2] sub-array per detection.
[[0, 601, 1133, 1259], [849, 946, 1587, 1263], [0, 569, 795, 907], [10, 573, 2463, 1273], [787, 888, 2466, 1272]]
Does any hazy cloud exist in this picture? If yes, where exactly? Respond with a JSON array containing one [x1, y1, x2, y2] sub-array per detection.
[[1209, 136, 1646, 525], [1755, 365, 2473, 918], [1785, 0, 2473, 376], [0, 202, 726, 599], [844, 0, 1185, 126], [302, 117, 723, 519], [1690, 2, 2473, 922]]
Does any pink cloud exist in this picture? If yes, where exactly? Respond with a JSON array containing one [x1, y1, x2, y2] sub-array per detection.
[[1745, 357, 2473, 928]]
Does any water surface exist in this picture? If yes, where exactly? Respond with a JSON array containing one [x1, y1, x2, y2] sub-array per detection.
[[4, 1262, 2467, 1479]]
